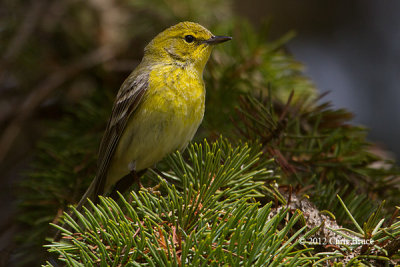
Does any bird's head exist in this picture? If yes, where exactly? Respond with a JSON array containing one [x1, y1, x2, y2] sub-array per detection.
[[144, 22, 231, 71]]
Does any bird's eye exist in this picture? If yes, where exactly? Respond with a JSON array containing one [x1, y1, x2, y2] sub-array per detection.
[[184, 35, 195, 43]]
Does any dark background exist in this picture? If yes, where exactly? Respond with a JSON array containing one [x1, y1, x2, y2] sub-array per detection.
[[235, 0, 400, 158]]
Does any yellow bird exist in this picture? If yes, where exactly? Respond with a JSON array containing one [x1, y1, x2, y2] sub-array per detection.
[[77, 22, 231, 208]]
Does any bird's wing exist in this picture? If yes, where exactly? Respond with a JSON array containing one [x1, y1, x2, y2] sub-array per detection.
[[55, 71, 149, 241], [93, 69, 149, 199]]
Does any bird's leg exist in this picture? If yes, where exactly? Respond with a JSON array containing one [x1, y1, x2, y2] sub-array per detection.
[[132, 169, 143, 188], [109, 169, 147, 200], [128, 162, 143, 188]]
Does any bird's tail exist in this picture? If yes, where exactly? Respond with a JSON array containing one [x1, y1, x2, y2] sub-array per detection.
[[52, 176, 99, 242], [75, 176, 98, 212], [52, 169, 146, 241]]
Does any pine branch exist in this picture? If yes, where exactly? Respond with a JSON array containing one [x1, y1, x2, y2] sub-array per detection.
[[233, 92, 400, 225], [46, 139, 320, 266]]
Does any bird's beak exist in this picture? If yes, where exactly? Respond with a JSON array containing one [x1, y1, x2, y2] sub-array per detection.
[[204, 36, 232, 45]]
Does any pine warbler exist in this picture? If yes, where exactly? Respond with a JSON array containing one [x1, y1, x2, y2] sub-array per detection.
[[78, 21, 231, 207]]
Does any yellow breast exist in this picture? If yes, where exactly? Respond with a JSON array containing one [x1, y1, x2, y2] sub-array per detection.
[[149, 65, 205, 124], [106, 64, 205, 190]]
